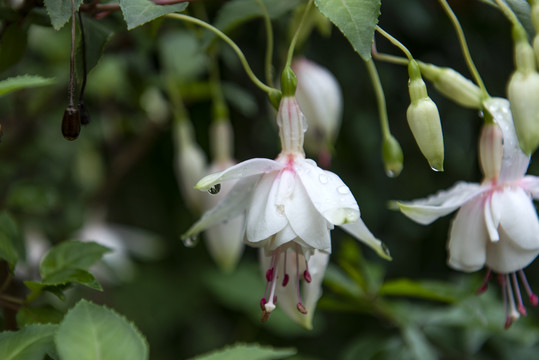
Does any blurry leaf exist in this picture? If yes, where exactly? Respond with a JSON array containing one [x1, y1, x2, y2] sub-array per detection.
[[159, 30, 208, 83], [323, 263, 363, 298], [314, 0, 380, 61], [76, 16, 114, 81], [44, 0, 83, 30], [341, 335, 404, 360], [119, 0, 188, 30], [0, 324, 58, 360], [40, 241, 110, 279], [0, 212, 21, 267], [189, 343, 296, 360], [6, 182, 60, 215], [17, 306, 64, 328], [0, 75, 55, 97], [222, 82, 258, 117], [43, 268, 103, 290], [479, 0, 534, 39], [24, 281, 67, 302], [213, 0, 301, 33], [402, 326, 437, 360], [379, 279, 457, 303], [0, 23, 28, 72], [55, 300, 149, 360]]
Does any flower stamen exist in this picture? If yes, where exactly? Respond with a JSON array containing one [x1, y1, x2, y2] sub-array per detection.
[[518, 270, 539, 306], [295, 245, 308, 315], [511, 272, 527, 315], [476, 269, 492, 294]]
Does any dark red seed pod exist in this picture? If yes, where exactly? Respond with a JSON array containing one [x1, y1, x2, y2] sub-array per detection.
[[62, 105, 81, 141]]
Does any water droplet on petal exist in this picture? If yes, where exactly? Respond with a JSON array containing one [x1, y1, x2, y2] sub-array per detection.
[[386, 169, 395, 177], [319, 174, 328, 184], [337, 185, 349, 194], [381, 242, 391, 257], [430, 166, 442, 172], [182, 234, 199, 248], [208, 183, 221, 195]]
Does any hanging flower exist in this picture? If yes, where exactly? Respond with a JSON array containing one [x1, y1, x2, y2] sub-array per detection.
[[183, 91, 390, 328], [398, 98, 539, 328]]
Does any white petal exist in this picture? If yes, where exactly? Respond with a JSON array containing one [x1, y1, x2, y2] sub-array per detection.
[[486, 227, 539, 273], [483, 97, 530, 182], [204, 215, 245, 273], [495, 187, 539, 250], [398, 182, 485, 225], [340, 219, 391, 260], [295, 159, 359, 225], [245, 173, 288, 244], [284, 179, 332, 251], [447, 198, 488, 272], [195, 158, 283, 191], [520, 175, 539, 200], [484, 195, 500, 242], [182, 176, 257, 241]]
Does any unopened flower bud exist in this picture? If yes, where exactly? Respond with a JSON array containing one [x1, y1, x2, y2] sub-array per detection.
[[292, 58, 343, 166], [281, 66, 298, 97], [507, 39, 539, 155], [419, 62, 482, 109], [407, 61, 444, 171], [531, 1, 539, 63], [173, 120, 207, 213], [62, 105, 81, 141], [382, 135, 403, 177], [479, 122, 503, 181]]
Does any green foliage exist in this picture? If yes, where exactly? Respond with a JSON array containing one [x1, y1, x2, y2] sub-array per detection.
[[0, 75, 55, 97], [0, 324, 57, 360], [76, 16, 114, 81], [43, 0, 84, 30], [0, 211, 21, 268], [189, 343, 296, 360], [0, 23, 28, 73], [314, 0, 380, 61], [55, 300, 149, 360], [119, 0, 188, 30]]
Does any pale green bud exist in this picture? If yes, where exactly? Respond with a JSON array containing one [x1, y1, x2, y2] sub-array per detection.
[[382, 135, 403, 177], [407, 61, 444, 171], [419, 62, 482, 109], [478, 122, 503, 181], [531, 1, 539, 67]]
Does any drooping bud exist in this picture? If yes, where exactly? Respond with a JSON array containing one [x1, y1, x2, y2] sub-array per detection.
[[419, 62, 482, 109], [478, 122, 503, 181], [62, 105, 81, 141], [507, 38, 539, 155], [382, 135, 403, 177], [406, 60, 444, 171], [292, 58, 343, 166], [173, 119, 207, 213]]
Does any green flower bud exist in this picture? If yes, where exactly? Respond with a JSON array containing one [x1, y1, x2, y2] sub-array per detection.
[[382, 135, 403, 177], [280, 66, 298, 97], [507, 40, 539, 155], [419, 62, 482, 109], [532, 1, 539, 63], [407, 61, 444, 171]]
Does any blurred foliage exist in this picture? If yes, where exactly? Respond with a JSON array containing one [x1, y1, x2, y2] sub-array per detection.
[[0, 0, 539, 359]]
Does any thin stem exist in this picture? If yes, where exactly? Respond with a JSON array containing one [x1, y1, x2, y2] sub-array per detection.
[[365, 58, 390, 138], [68, 0, 76, 107], [78, 11, 88, 101], [438, 0, 489, 99], [493, 0, 520, 26], [165, 13, 277, 95], [255, 0, 274, 87], [375, 26, 413, 61], [285, 0, 313, 68], [372, 44, 408, 66]]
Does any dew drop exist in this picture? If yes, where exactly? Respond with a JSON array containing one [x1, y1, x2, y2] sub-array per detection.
[[182, 234, 199, 248], [208, 183, 221, 195], [319, 174, 328, 184], [337, 185, 349, 194], [381, 242, 391, 257], [386, 169, 395, 178], [430, 166, 442, 172]]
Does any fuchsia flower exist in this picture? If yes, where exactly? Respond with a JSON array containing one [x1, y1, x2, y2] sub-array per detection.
[[398, 98, 539, 328], [183, 94, 390, 328]]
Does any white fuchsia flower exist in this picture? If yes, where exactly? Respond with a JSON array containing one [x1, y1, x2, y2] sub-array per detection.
[[398, 98, 539, 328], [182, 92, 390, 327]]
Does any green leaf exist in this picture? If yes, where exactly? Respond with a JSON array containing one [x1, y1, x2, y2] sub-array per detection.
[[213, 0, 301, 33], [17, 306, 64, 328], [479, 0, 534, 39], [55, 300, 149, 360], [40, 241, 110, 279], [0, 212, 21, 267], [76, 16, 114, 81], [402, 326, 437, 360], [0, 23, 28, 72], [119, 0, 188, 30], [159, 30, 208, 83], [378, 279, 457, 303], [314, 0, 381, 61], [189, 343, 296, 360], [0, 75, 55, 97], [0, 324, 58, 360], [44, 0, 83, 30], [0, 232, 18, 268]]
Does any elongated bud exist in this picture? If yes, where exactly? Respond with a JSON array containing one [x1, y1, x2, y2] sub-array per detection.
[[479, 122, 503, 180], [407, 60, 444, 171], [277, 96, 307, 155], [382, 135, 403, 177], [419, 62, 482, 109], [532, 1, 539, 64], [292, 58, 343, 166], [62, 105, 81, 141], [507, 38, 539, 155]]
